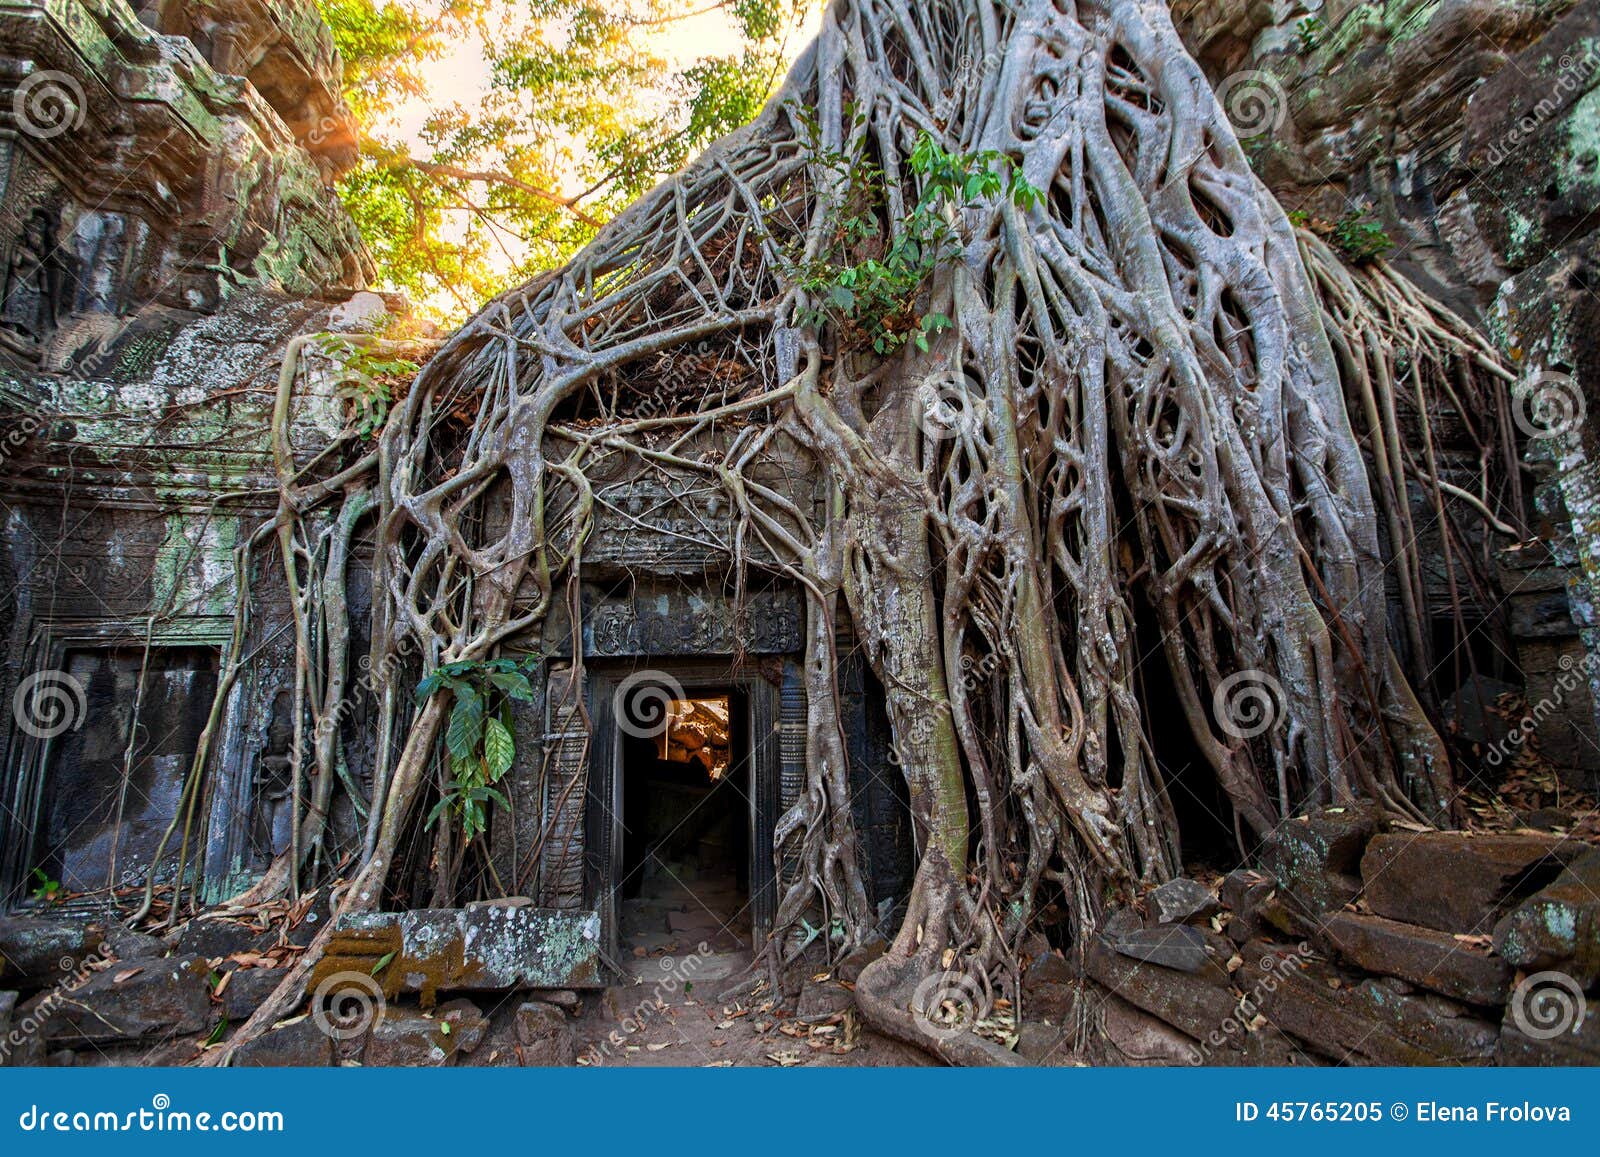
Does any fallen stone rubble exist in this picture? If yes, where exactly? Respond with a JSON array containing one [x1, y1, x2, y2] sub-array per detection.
[[1021, 805, 1599, 1066], [2, 818, 1595, 1067], [0, 905, 585, 1068]]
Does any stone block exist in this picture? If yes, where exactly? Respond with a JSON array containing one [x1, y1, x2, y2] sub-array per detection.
[[1492, 847, 1600, 985], [1258, 803, 1382, 914], [1320, 911, 1512, 1005], [231, 1016, 334, 1067], [23, 956, 213, 1046], [1147, 878, 1222, 925], [1361, 832, 1584, 934], [1240, 944, 1498, 1065], [514, 1001, 575, 1066], [321, 907, 604, 1005]]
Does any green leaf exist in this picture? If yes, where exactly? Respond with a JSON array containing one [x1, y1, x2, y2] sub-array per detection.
[[489, 670, 534, 701], [205, 1018, 228, 1047], [425, 793, 456, 829], [445, 689, 484, 761], [370, 950, 397, 977], [483, 716, 515, 779]]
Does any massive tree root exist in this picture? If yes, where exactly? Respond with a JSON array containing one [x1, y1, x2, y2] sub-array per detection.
[[200, 0, 1518, 1064]]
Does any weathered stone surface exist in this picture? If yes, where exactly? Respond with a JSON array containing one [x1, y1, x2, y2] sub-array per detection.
[[25, 956, 213, 1045], [1023, 942, 1075, 986], [1361, 832, 1584, 934], [1497, 995, 1600, 1066], [514, 1001, 576, 1066], [0, 917, 145, 987], [1093, 990, 1201, 1067], [1492, 847, 1600, 985], [322, 907, 604, 1003], [1321, 911, 1512, 1006], [1257, 804, 1382, 914], [1240, 944, 1499, 1066], [221, 968, 295, 1022], [172, 917, 271, 961], [231, 1016, 333, 1067], [796, 976, 854, 1022], [1106, 923, 1209, 972], [1015, 1021, 1073, 1065], [1084, 940, 1291, 1064], [1024, 980, 1079, 1027], [362, 1004, 483, 1067], [1088, 940, 1235, 1049], [1147, 878, 1222, 925]]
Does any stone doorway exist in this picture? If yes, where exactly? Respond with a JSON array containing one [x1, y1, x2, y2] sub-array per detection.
[[585, 663, 781, 970], [617, 691, 751, 960]]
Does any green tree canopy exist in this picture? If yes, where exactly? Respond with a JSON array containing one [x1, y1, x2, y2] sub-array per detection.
[[318, 0, 816, 319]]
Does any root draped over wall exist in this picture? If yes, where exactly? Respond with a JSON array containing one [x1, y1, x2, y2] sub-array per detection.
[[202, 0, 1516, 1063]]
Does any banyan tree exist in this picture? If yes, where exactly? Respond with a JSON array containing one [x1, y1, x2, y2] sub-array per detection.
[[205, 0, 1515, 1063]]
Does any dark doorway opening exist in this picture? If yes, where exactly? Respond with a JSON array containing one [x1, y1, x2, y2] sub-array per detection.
[[616, 690, 751, 957], [32, 645, 220, 899]]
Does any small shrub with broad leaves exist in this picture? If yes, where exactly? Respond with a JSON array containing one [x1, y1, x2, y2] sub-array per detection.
[[415, 655, 543, 840]]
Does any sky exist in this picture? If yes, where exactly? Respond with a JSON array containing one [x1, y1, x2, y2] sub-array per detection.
[[387, 2, 819, 191], [355, 1, 823, 312]]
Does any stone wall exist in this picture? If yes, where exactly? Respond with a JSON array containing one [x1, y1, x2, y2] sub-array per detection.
[[0, 0, 371, 374], [1173, 0, 1600, 792]]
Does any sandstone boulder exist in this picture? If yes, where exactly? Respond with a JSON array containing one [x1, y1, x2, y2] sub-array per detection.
[[1257, 804, 1382, 914], [1492, 847, 1600, 986], [1361, 832, 1583, 935], [1321, 911, 1512, 1005]]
